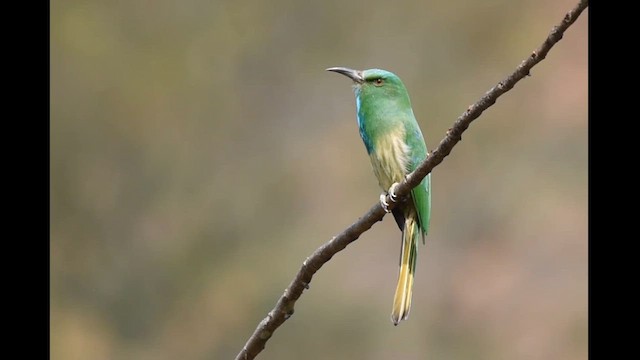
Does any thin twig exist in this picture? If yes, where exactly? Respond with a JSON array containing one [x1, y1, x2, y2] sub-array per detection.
[[235, 1, 588, 359]]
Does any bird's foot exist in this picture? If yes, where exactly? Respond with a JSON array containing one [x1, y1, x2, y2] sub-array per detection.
[[388, 182, 401, 202], [380, 182, 401, 213], [380, 193, 391, 213]]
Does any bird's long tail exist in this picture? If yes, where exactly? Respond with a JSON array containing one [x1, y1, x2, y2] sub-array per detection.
[[391, 214, 419, 326]]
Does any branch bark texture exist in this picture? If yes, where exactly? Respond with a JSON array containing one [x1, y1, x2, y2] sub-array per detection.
[[235, 1, 588, 359]]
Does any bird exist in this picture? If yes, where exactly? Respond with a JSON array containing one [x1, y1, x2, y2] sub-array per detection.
[[327, 67, 431, 325]]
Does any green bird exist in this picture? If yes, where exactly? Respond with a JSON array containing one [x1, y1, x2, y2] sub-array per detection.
[[327, 67, 431, 325]]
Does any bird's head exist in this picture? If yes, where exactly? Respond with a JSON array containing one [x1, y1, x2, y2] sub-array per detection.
[[326, 67, 412, 109]]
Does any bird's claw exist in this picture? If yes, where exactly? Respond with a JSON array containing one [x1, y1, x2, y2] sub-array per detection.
[[388, 182, 400, 202], [380, 193, 391, 213], [380, 182, 401, 213]]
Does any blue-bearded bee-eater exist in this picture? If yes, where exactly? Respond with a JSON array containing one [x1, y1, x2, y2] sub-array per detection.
[[327, 67, 431, 325]]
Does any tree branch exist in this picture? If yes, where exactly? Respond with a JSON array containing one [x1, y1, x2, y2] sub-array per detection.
[[235, 1, 588, 359]]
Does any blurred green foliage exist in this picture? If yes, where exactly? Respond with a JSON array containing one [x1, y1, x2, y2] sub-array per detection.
[[51, 0, 587, 359]]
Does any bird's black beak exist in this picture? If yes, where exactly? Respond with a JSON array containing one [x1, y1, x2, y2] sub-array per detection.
[[326, 67, 364, 84]]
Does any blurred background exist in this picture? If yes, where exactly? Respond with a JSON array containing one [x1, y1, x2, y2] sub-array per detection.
[[50, 0, 588, 359]]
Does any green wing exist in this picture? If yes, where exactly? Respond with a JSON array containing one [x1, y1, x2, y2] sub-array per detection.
[[406, 124, 431, 242], [411, 173, 431, 240]]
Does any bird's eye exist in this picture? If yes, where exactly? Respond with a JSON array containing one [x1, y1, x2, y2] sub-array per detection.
[[373, 78, 384, 86]]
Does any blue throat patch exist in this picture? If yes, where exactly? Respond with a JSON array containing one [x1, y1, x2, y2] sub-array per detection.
[[355, 94, 373, 154]]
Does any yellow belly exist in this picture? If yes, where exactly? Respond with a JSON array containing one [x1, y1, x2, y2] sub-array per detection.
[[369, 127, 410, 191]]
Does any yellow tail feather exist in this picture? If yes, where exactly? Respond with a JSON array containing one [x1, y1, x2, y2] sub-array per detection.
[[391, 217, 418, 325]]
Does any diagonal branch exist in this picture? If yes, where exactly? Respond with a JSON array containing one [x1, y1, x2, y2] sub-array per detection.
[[235, 1, 588, 359]]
